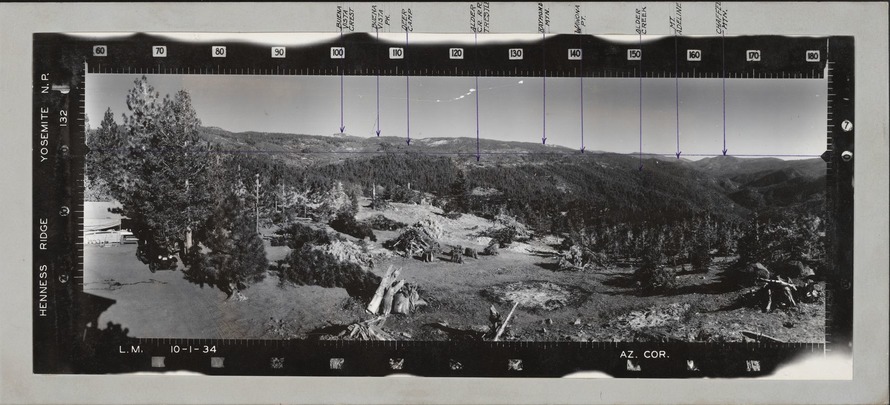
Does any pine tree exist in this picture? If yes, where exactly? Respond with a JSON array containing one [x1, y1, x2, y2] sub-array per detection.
[[85, 108, 123, 200], [88, 77, 213, 257], [87, 77, 271, 296], [192, 190, 268, 298], [447, 170, 469, 213]]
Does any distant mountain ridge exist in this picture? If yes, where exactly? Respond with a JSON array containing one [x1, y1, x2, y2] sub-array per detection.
[[198, 126, 826, 223]]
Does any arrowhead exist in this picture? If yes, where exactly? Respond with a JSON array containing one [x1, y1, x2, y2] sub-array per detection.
[[339, 126, 346, 133], [722, 148, 728, 156], [375, 129, 381, 137], [820, 150, 831, 162], [676, 151, 682, 159]]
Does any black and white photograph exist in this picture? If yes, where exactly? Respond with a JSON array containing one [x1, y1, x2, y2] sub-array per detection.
[[5, 1, 888, 403], [82, 51, 829, 344]]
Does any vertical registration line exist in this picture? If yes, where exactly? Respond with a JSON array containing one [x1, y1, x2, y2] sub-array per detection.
[[580, 33, 585, 153], [405, 29, 411, 145], [674, 33, 681, 159], [638, 32, 643, 170], [339, 27, 345, 134], [375, 28, 381, 137], [542, 32, 547, 145], [721, 31, 727, 155], [474, 31, 481, 161]]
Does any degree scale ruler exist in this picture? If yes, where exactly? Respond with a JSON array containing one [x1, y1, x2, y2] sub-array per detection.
[[32, 3, 854, 378], [74, 33, 831, 79]]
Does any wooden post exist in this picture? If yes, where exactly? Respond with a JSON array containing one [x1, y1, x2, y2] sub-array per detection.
[[493, 301, 519, 342], [184, 227, 192, 249]]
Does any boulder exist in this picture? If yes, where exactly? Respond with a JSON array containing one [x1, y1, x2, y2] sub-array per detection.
[[745, 262, 770, 277], [742, 262, 770, 286], [782, 260, 815, 280]]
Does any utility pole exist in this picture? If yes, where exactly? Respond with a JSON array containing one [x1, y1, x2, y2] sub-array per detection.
[[185, 179, 192, 249], [255, 173, 260, 234]]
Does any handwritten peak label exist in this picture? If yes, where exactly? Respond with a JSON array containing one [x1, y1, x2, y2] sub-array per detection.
[[336, 6, 355, 32], [715, 2, 728, 34], [669, 3, 682, 35], [635, 7, 648, 35], [574, 5, 586, 34], [537, 3, 550, 34], [469, 2, 490, 33]]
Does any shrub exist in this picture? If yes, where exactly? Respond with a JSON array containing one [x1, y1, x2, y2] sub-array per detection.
[[366, 214, 407, 231], [487, 226, 518, 248], [386, 184, 422, 205], [329, 212, 377, 242], [557, 246, 610, 271], [634, 264, 678, 295], [482, 240, 499, 256], [180, 191, 268, 298], [277, 222, 331, 250], [278, 245, 381, 300]]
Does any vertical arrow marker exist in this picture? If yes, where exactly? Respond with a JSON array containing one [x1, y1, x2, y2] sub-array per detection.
[[674, 32, 681, 159], [542, 32, 547, 145], [375, 28, 381, 137], [474, 31, 481, 161], [339, 28, 345, 134], [580, 36, 585, 153], [339, 74, 345, 133], [405, 30, 411, 145], [721, 32, 727, 155], [638, 33, 643, 171]]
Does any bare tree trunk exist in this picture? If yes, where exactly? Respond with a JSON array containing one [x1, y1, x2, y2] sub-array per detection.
[[493, 302, 519, 341]]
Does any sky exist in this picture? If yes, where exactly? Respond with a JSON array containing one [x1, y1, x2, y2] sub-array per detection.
[[87, 73, 826, 158]]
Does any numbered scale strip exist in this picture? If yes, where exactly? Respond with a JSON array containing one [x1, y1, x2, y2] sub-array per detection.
[[84, 339, 826, 377], [69, 33, 830, 78], [32, 33, 854, 377], [821, 38, 854, 352]]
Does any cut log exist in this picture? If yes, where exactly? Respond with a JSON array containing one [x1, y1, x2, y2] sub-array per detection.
[[740, 330, 786, 343], [493, 301, 519, 342], [382, 279, 406, 316], [367, 266, 399, 314], [407, 286, 420, 312], [392, 292, 410, 314]]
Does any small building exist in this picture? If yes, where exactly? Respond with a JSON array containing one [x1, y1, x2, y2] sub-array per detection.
[[84, 201, 135, 244]]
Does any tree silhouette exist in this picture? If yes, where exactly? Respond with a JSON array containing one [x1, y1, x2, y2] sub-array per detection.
[[87, 77, 213, 257], [87, 77, 269, 296]]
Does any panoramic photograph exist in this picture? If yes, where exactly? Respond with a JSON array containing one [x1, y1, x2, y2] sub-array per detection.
[[82, 72, 828, 343]]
